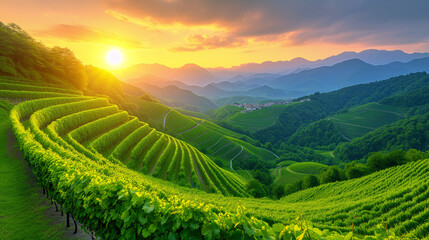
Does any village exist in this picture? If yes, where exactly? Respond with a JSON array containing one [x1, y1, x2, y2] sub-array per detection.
[[229, 98, 311, 112]]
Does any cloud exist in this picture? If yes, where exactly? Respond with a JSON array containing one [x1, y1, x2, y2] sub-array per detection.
[[36, 24, 145, 49], [171, 34, 247, 52], [105, 0, 429, 47]]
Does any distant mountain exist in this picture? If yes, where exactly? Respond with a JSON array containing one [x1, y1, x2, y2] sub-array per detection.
[[208, 49, 429, 79], [211, 81, 258, 92], [321, 49, 429, 66], [135, 83, 218, 112], [113, 63, 218, 86], [245, 85, 286, 99], [270, 57, 429, 93], [214, 96, 266, 106]]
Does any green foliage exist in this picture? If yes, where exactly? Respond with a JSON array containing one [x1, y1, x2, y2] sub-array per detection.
[[255, 72, 429, 144], [207, 105, 244, 121], [246, 179, 268, 198], [0, 82, 82, 95], [0, 22, 86, 89], [7, 90, 429, 239], [302, 175, 320, 189], [334, 112, 429, 161], [225, 104, 288, 132], [330, 102, 408, 139], [288, 162, 328, 175], [320, 165, 345, 184], [287, 119, 344, 149], [380, 85, 429, 108], [271, 184, 285, 200]]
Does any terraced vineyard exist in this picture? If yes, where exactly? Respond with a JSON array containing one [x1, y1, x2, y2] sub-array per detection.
[[329, 102, 409, 139], [1, 83, 248, 198], [225, 104, 290, 132], [288, 162, 329, 175], [3, 81, 429, 239], [273, 162, 328, 186], [138, 100, 278, 166]]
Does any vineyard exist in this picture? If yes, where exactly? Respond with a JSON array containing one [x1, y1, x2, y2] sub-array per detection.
[[2, 81, 429, 239], [225, 104, 289, 132], [329, 102, 408, 139], [288, 162, 329, 175], [138, 100, 278, 166]]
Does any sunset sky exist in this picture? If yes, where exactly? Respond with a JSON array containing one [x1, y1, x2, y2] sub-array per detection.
[[1, 0, 429, 69]]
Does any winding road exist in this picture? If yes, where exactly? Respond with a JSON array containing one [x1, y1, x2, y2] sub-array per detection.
[[177, 119, 205, 135], [163, 109, 173, 129], [229, 145, 244, 171]]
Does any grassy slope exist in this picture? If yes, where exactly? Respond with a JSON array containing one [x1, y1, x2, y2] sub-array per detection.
[[0, 109, 70, 239], [8, 93, 429, 238], [226, 104, 292, 132], [136, 100, 277, 161], [273, 162, 327, 186], [288, 162, 328, 174], [329, 102, 408, 139]]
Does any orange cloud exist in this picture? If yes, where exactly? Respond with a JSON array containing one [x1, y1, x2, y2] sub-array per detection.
[[35, 24, 145, 49], [171, 34, 247, 52], [105, 0, 429, 47]]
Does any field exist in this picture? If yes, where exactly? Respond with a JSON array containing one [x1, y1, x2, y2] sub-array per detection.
[[2, 81, 429, 239], [273, 162, 328, 186], [136, 100, 278, 164], [288, 162, 329, 174], [329, 102, 409, 139], [225, 104, 288, 132]]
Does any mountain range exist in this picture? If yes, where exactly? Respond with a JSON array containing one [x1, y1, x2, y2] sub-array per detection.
[[112, 49, 429, 108]]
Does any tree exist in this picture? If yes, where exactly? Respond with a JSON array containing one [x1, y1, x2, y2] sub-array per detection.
[[271, 184, 285, 200], [246, 179, 267, 198], [320, 166, 344, 184], [50, 46, 86, 90], [302, 175, 319, 189]]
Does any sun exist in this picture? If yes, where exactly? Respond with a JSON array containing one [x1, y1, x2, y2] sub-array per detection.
[[106, 49, 123, 66]]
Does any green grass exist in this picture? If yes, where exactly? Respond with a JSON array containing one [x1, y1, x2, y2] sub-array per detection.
[[22, 96, 248, 197], [273, 162, 327, 186], [277, 160, 297, 166], [134, 99, 171, 123], [330, 102, 408, 139], [8, 89, 429, 238], [198, 118, 247, 139], [274, 168, 307, 185], [176, 108, 212, 120], [226, 104, 290, 132], [0, 110, 68, 239], [144, 105, 278, 162], [288, 162, 328, 174]]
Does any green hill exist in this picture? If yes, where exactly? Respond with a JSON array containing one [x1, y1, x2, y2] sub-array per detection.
[[2, 84, 248, 197], [134, 100, 278, 166], [273, 162, 328, 186], [9, 92, 429, 238], [334, 112, 429, 161], [225, 104, 291, 132], [329, 102, 409, 139], [254, 72, 429, 144]]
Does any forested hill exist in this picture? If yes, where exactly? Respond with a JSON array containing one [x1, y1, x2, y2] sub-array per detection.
[[334, 112, 429, 161], [254, 72, 429, 144], [0, 22, 142, 109]]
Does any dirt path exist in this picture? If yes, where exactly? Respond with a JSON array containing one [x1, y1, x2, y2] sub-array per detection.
[[330, 117, 376, 130], [177, 119, 205, 135], [229, 145, 244, 171], [191, 155, 205, 188], [286, 166, 308, 175], [0, 117, 91, 240], [163, 109, 173, 129]]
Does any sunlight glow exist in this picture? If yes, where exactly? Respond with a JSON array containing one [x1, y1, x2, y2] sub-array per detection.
[[106, 49, 123, 66]]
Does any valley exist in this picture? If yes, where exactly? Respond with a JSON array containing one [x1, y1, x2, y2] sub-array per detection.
[[1, 11, 429, 240]]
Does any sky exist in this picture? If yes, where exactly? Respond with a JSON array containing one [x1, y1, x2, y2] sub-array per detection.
[[1, 0, 429, 69]]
